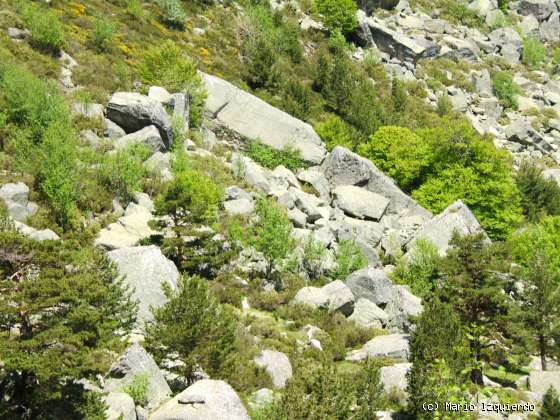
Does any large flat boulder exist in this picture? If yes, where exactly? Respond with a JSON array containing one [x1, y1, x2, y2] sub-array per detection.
[[345, 267, 394, 306], [106, 92, 173, 149], [104, 343, 171, 409], [333, 185, 389, 221], [293, 280, 355, 315], [518, 0, 556, 21], [408, 200, 487, 256], [104, 392, 136, 420], [113, 125, 166, 152], [108, 245, 179, 326], [349, 298, 389, 329], [347, 334, 410, 362], [0, 182, 38, 222], [150, 379, 249, 420], [202, 73, 326, 164], [529, 370, 560, 394], [254, 350, 293, 389], [321, 147, 431, 220]]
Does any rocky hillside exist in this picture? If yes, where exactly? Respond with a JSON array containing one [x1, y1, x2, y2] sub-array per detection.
[[1, 0, 560, 419]]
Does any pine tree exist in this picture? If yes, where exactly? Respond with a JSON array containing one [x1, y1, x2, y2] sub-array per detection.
[[407, 298, 470, 419], [441, 232, 510, 384], [510, 222, 560, 370], [0, 231, 136, 418], [540, 386, 560, 419]]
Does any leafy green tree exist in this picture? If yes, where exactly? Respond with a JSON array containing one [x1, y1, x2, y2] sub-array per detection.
[[515, 162, 560, 222], [314, 0, 358, 34], [392, 239, 441, 299], [358, 126, 433, 191], [245, 198, 295, 280], [0, 231, 136, 418], [407, 298, 470, 419], [540, 386, 560, 420], [146, 275, 238, 383], [151, 167, 226, 276], [510, 219, 560, 370], [441, 233, 510, 384], [139, 41, 206, 127]]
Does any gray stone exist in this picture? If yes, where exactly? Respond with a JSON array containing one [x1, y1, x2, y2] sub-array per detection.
[[95, 202, 156, 250], [249, 388, 274, 410], [71, 102, 105, 120], [385, 286, 423, 332], [540, 12, 560, 41], [529, 370, 560, 393], [201, 127, 218, 150], [346, 334, 410, 362], [7, 27, 30, 40], [297, 167, 331, 201], [380, 363, 412, 395], [479, 97, 503, 121], [225, 186, 252, 201], [202, 73, 326, 164], [333, 185, 390, 221], [408, 200, 487, 256], [108, 245, 179, 326], [543, 168, 560, 186], [145, 152, 173, 181], [486, 9, 505, 27], [520, 14, 540, 35], [0, 182, 38, 222], [440, 36, 480, 62], [172, 92, 189, 130], [288, 207, 307, 227], [225, 199, 255, 216], [518, 0, 556, 21], [104, 392, 136, 420], [357, 12, 440, 63], [114, 125, 166, 152], [349, 298, 389, 329], [469, 0, 498, 15], [293, 280, 355, 315], [148, 86, 173, 105], [106, 92, 173, 149], [14, 221, 60, 241], [254, 350, 293, 389], [321, 147, 431, 220], [345, 267, 394, 306], [150, 380, 249, 420], [105, 343, 171, 409], [505, 118, 555, 154], [333, 216, 385, 247], [473, 69, 493, 98], [232, 154, 271, 193], [104, 118, 126, 139], [290, 187, 326, 222]]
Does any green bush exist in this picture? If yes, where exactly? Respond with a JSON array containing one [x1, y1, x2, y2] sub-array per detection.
[[98, 144, 150, 203], [245, 141, 307, 171], [315, 115, 358, 151], [492, 71, 521, 109], [155, 0, 187, 27], [243, 37, 280, 89], [515, 162, 560, 222], [541, 386, 560, 419], [331, 240, 367, 280], [301, 235, 328, 280], [22, 4, 64, 53], [146, 275, 238, 381], [139, 41, 207, 127], [314, 0, 358, 34], [358, 126, 433, 192], [123, 373, 150, 407], [126, 0, 146, 20], [281, 78, 312, 120], [392, 239, 441, 299], [522, 37, 546, 68], [91, 18, 115, 52]]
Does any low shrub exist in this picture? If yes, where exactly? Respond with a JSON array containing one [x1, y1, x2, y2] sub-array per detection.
[[314, 0, 358, 34], [245, 141, 307, 171], [91, 18, 115, 52], [155, 0, 187, 28], [331, 240, 367, 280], [315, 115, 358, 151], [492, 71, 521, 109], [139, 41, 206, 127], [123, 373, 150, 407], [22, 4, 65, 54], [515, 162, 560, 222], [522, 37, 546, 68]]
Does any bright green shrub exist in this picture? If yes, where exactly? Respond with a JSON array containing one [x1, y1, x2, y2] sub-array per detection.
[[358, 126, 433, 191], [314, 0, 358, 34], [91, 18, 115, 52], [126, 0, 146, 20], [123, 373, 150, 407], [139, 41, 206, 127], [301, 235, 328, 280], [541, 387, 560, 420], [98, 144, 150, 203], [155, 0, 187, 27], [492, 71, 521, 109], [281, 78, 312, 120], [331, 239, 367, 280], [554, 48, 560, 67], [392, 239, 441, 299], [515, 162, 560, 222], [146, 275, 238, 381], [22, 4, 65, 53], [522, 37, 546, 67], [245, 141, 307, 171], [315, 115, 357, 151]]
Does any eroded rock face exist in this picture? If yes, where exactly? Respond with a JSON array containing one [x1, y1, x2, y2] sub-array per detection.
[[105, 343, 171, 409], [150, 380, 249, 420], [108, 245, 179, 326], [202, 73, 327, 164], [254, 350, 293, 389], [106, 92, 173, 148]]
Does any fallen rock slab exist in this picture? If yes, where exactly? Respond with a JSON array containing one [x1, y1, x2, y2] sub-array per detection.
[[347, 334, 410, 362], [293, 280, 355, 315], [345, 267, 394, 307], [333, 185, 389, 221]]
